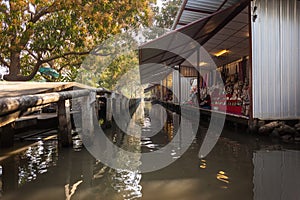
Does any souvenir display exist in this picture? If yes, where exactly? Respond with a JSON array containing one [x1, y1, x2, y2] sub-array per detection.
[[208, 59, 249, 116]]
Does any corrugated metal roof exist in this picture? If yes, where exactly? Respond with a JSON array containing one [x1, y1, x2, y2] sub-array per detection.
[[139, 1, 249, 84], [173, 0, 243, 29]]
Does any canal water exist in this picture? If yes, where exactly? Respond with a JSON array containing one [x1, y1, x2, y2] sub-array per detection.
[[0, 102, 300, 200]]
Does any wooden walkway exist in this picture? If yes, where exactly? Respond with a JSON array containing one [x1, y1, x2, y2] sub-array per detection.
[[158, 100, 249, 126], [0, 82, 93, 98], [0, 81, 109, 148]]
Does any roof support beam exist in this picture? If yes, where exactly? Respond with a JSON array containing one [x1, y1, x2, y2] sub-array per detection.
[[217, 0, 229, 11]]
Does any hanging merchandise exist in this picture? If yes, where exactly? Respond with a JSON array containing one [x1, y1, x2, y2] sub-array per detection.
[[238, 61, 244, 82]]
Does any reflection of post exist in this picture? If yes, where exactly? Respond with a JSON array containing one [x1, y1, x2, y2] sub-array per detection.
[[253, 150, 300, 199], [58, 99, 72, 147], [2, 157, 18, 193], [81, 151, 93, 190]]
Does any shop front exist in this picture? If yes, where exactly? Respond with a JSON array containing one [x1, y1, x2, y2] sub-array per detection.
[[139, 0, 300, 125]]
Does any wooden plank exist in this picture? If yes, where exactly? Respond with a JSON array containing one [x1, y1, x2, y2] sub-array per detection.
[[0, 105, 48, 127], [0, 82, 109, 98], [0, 82, 75, 97], [0, 111, 21, 127]]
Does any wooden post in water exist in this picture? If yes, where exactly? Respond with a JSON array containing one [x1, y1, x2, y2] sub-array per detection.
[[95, 96, 99, 120], [81, 93, 95, 146], [58, 99, 72, 147], [0, 123, 14, 148]]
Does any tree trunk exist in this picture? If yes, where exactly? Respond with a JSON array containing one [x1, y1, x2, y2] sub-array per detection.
[[4, 51, 41, 81], [4, 51, 21, 81]]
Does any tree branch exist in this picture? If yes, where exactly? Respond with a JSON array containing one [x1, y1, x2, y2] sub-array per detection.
[[57, 62, 82, 72], [25, 49, 39, 60], [30, 2, 58, 23], [21, 60, 42, 81], [42, 49, 114, 64], [42, 51, 90, 63]]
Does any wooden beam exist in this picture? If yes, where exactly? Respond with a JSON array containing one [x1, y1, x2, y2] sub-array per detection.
[[0, 89, 90, 116]]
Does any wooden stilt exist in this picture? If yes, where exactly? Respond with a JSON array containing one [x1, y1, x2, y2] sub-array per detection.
[[0, 123, 14, 148], [81, 94, 95, 146], [58, 99, 72, 147], [95, 96, 100, 120]]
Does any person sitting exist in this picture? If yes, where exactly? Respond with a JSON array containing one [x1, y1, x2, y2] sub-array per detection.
[[200, 88, 211, 109]]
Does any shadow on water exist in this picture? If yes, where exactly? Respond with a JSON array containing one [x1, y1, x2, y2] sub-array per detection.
[[0, 101, 299, 199]]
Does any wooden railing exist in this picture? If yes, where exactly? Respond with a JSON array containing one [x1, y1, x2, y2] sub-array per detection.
[[0, 88, 140, 148]]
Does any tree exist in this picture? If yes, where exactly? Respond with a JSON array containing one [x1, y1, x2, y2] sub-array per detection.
[[143, 0, 181, 40], [76, 0, 182, 90], [154, 0, 181, 29], [0, 0, 154, 81]]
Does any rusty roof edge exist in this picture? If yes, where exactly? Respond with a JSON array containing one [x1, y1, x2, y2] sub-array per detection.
[[171, 0, 189, 30]]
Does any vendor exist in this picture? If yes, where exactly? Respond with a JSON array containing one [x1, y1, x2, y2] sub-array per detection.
[[200, 87, 211, 109]]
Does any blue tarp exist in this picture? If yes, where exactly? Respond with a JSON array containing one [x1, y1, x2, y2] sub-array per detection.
[[39, 67, 59, 78]]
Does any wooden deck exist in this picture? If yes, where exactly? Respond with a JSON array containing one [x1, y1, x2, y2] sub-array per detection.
[[0, 82, 98, 147], [158, 100, 249, 126], [0, 82, 93, 98]]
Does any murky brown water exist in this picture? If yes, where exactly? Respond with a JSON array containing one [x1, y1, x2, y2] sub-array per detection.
[[0, 102, 300, 200]]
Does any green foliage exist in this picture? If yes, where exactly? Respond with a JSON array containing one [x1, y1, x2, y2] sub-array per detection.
[[143, 0, 181, 40], [98, 52, 139, 90], [154, 0, 182, 29], [0, 0, 154, 81], [93, 0, 182, 91]]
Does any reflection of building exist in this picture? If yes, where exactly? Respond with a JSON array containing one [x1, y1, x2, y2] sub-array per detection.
[[253, 150, 300, 199], [139, 0, 300, 126], [144, 84, 161, 100]]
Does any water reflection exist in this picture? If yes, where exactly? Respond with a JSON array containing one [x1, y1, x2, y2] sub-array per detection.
[[216, 170, 229, 184], [199, 159, 206, 169], [18, 140, 58, 186], [0, 102, 299, 199], [109, 169, 142, 200], [104, 102, 143, 200], [253, 150, 300, 200]]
